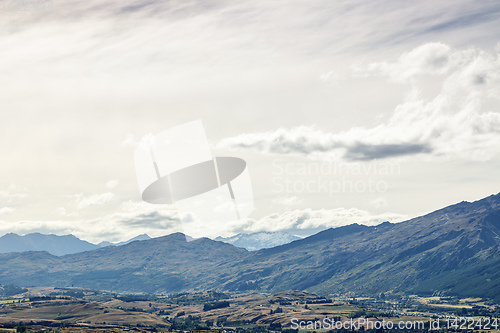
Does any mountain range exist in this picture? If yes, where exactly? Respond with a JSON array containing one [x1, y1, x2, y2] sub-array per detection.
[[0, 231, 296, 256], [0, 192, 499, 301], [96, 233, 151, 248], [0, 233, 152, 256]]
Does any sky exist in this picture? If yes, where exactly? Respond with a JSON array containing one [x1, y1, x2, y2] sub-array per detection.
[[1, 0, 500, 243]]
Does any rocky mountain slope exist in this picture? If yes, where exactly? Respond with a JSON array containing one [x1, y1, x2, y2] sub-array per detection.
[[0, 193, 499, 300]]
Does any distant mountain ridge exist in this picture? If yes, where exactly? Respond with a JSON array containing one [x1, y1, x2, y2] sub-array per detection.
[[101, 233, 152, 247], [116, 233, 151, 245], [0, 233, 152, 256], [0, 192, 499, 300], [0, 233, 99, 256], [0, 230, 299, 256], [215, 231, 301, 250]]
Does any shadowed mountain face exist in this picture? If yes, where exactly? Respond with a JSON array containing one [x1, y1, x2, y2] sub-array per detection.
[[0, 233, 249, 293], [0, 193, 499, 299]]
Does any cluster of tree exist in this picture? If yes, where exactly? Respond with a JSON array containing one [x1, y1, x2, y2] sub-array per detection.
[[63, 290, 85, 298], [225, 319, 251, 326], [166, 291, 229, 306], [124, 306, 145, 312], [270, 307, 283, 314], [29, 296, 56, 302], [117, 294, 153, 302], [0, 285, 28, 297], [170, 314, 207, 331], [305, 298, 333, 304], [268, 300, 291, 305], [269, 322, 282, 330], [230, 325, 299, 333], [203, 300, 230, 311]]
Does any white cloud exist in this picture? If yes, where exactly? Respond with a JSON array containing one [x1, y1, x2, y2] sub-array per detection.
[[0, 186, 28, 205], [230, 207, 407, 235], [0, 201, 406, 243], [218, 126, 345, 155], [217, 125, 430, 160], [353, 42, 452, 82], [77, 192, 114, 210], [218, 43, 500, 162], [320, 71, 340, 85], [52, 207, 78, 217], [213, 202, 236, 213], [53, 207, 67, 216], [0, 207, 15, 215], [0, 200, 182, 243], [272, 196, 303, 206], [354, 42, 500, 94], [0, 191, 28, 200], [371, 197, 388, 209], [122, 133, 139, 147], [105, 180, 119, 189]]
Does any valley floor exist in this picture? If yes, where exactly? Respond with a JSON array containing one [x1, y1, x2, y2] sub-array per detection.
[[0, 287, 499, 333]]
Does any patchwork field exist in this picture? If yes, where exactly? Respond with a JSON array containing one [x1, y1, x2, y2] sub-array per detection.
[[0, 287, 498, 332]]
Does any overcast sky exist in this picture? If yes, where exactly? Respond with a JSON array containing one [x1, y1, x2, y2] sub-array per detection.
[[1, 0, 500, 243]]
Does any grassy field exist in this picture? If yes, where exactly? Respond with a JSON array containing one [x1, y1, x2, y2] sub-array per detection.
[[0, 301, 167, 328], [428, 303, 474, 309], [312, 304, 359, 312], [0, 288, 498, 332], [0, 299, 27, 305]]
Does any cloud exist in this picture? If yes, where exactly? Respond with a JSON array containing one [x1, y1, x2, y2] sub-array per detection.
[[320, 71, 340, 86], [0, 191, 28, 201], [353, 42, 500, 92], [423, 8, 500, 34], [0, 188, 28, 200], [217, 126, 431, 160], [0, 185, 29, 206], [0, 200, 182, 243], [218, 126, 341, 155], [0, 207, 15, 215], [52, 207, 78, 217], [344, 143, 431, 161], [219, 43, 500, 161], [53, 207, 67, 216], [0, 200, 406, 243], [77, 192, 114, 210], [122, 133, 140, 147], [230, 207, 407, 236], [105, 180, 119, 189], [370, 197, 388, 209], [352, 42, 452, 82], [107, 204, 408, 240], [272, 196, 304, 206], [83, 201, 182, 241]]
